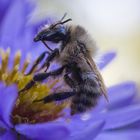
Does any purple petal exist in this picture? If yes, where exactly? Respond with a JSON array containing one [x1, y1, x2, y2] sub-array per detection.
[[0, 83, 18, 128], [104, 104, 140, 130], [98, 52, 116, 70], [96, 82, 137, 112], [0, 130, 17, 140], [15, 123, 70, 140], [0, 0, 25, 47], [95, 130, 140, 140], [107, 82, 137, 110], [69, 120, 105, 140], [13, 27, 34, 53], [0, 120, 7, 130], [125, 120, 140, 129], [0, 0, 13, 23], [0, 0, 33, 51]]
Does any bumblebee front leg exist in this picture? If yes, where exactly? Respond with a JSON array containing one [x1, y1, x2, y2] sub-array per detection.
[[26, 51, 50, 75], [26, 48, 59, 75], [37, 48, 59, 72], [18, 65, 66, 94]]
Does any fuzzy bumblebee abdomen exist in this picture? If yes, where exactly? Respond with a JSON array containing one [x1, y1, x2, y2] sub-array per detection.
[[70, 72, 101, 115]]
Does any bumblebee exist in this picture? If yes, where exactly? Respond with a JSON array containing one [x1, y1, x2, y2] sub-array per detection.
[[19, 14, 107, 115]]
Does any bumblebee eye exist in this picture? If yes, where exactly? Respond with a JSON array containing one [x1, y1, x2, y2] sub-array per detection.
[[57, 26, 66, 33]]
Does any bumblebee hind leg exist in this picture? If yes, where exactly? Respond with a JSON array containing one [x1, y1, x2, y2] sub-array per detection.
[[64, 73, 77, 89], [34, 91, 75, 103]]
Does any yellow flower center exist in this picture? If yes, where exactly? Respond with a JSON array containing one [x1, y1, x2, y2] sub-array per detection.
[[0, 48, 69, 124]]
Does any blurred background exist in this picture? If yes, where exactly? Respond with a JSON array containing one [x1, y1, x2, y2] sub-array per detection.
[[31, 0, 140, 87]]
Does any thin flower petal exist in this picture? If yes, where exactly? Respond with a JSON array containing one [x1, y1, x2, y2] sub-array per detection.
[[95, 130, 140, 140], [98, 52, 116, 70], [0, 0, 33, 50], [0, 0, 14, 24], [0, 120, 7, 130], [15, 122, 70, 140], [0, 130, 17, 140], [69, 120, 105, 140], [124, 120, 140, 129], [91, 105, 140, 130], [104, 104, 140, 130], [107, 82, 137, 110], [96, 82, 137, 112], [0, 83, 18, 128], [0, 0, 25, 47]]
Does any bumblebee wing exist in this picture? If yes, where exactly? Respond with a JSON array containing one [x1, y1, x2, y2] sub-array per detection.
[[85, 55, 108, 101]]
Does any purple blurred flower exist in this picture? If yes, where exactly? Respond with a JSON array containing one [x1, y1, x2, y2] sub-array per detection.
[[94, 82, 140, 140], [0, 0, 47, 65], [0, 82, 104, 140], [0, 0, 140, 140]]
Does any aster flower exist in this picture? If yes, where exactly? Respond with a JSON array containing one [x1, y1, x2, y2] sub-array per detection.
[[0, 51, 140, 140], [0, 0, 46, 64], [0, 0, 140, 140], [0, 48, 108, 140]]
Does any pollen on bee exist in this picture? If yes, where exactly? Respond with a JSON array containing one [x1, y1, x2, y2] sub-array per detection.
[[0, 48, 69, 124]]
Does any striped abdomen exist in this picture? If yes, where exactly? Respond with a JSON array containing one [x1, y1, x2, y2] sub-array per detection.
[[70, 72, 101, 115]]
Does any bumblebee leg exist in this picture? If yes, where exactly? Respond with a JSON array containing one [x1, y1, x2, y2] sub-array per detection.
[[18, 65, 66, 94], [18, 80, 36, 94], [26, 51, 50, 75], [33, 65, 65, 81], [34, 91, 75, 103], [37, 48, 59, 72], [64, 73, 76, 88]]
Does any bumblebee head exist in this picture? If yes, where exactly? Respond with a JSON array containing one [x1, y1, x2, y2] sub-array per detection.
[[34, 14, 72, 43]]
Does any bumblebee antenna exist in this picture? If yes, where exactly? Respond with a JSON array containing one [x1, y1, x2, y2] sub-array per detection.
[[51, 13, 72, 28], [61, 18, 72, 24], [60, 13, 72, 23], [60, 13, 67, 21]]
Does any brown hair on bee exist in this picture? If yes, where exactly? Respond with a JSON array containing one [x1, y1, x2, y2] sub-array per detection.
[[19, 13, 107, 115]]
